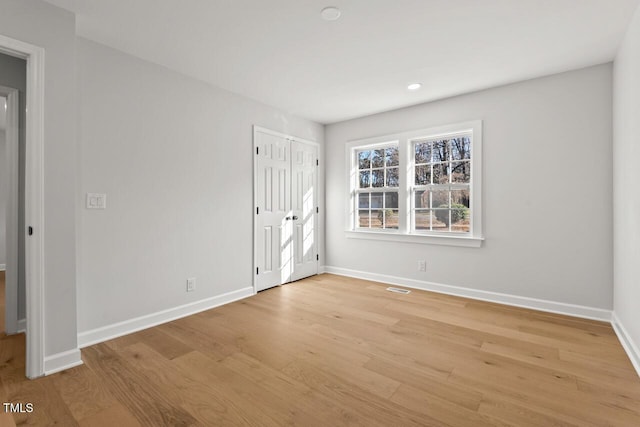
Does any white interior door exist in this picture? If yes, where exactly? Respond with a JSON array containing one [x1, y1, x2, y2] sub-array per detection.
[[291, 140, 318, 282], [254, 127, 318, 292], [255, 131, 291, 292]]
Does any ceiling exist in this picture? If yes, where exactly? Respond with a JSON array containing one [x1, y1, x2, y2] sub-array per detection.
[[43, 0, 640, 124]]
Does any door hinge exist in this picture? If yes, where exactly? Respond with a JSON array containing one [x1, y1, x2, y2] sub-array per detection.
[[256, 147, 259, 155], [28, 226, 33, 236], [256, 207, 259, 214], [316, 159, 319, 166], [256, 267, 259, 275], [316, 254, 319, 261], [316, 206, 319, 214]]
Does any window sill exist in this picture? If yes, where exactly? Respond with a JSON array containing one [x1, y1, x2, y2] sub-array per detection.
[[345, 230, 484, 247]]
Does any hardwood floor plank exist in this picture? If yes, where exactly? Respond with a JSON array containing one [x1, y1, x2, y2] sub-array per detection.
[[449, 369, 636, 426], [172, 350, 311, 427], [78, 403, 142, 427], [118, 343, 265, 426], [83, 344, 198, 426], [390, 383, 511, 427], [7, 376, 78, 426], [219, 351, 362, 427], [364, 356, 482, 411], [477, 397, 584, 427], [105, 327, 193, 360], [281, 358, 432, 427], [50, 364, 117, 422]]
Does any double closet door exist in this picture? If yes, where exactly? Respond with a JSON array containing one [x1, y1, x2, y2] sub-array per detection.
[[254, 127, 318, 292]]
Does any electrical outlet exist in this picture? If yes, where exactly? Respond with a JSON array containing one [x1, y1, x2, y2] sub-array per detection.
[[186, 278, 196, 292], [418, 260, 427, 272]]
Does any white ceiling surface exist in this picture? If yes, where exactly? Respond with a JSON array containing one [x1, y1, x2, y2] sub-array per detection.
[[44, 0, 639, 124]]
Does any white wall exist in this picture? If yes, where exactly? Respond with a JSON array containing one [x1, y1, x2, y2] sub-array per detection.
[[76, 38, 324, 334], [0, 128, 5, 268], [613, 4, 640, 369], [0, 0, 78, 357], [325, 64, 613, 311]]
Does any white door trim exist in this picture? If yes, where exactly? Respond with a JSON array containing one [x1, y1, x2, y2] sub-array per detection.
[[0, 34, 46, 379], [253, 126, 319, 294], [0, 85, 19, 335]]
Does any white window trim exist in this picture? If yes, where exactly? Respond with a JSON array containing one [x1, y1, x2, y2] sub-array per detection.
[[345, 120, 483, 247]]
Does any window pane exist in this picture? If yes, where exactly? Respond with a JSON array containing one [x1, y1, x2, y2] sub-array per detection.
[[433, 140, 449, 162], [415, 210, 432, 230], [450, 161, 470, 183], [386, 167, 399, 187], [385, 147, 399, 166], [358, 210, 370, 228], [384, 209, 399, 229], [433, 163, 448, 184], [415, 141, 431, 163], [414, 190, 428, 209], [450, 189, 470, 209], [371, 210, 383, 228], [358, 151, 371, 169], [371, 149, 385, 168], [431, 190, 449, 209], [371, 169, 384, 187], [385, 192, 399, 209], [451, 137, 471, 161], [433, 209, 450, 229], [359, 171, 370, 188], [451, 210, 470, 232], [415, 165, 431, 185], [358, 193, 370, 208], [371, 192, 383, 208]]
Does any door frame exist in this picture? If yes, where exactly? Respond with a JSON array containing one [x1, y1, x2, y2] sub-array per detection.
[[1, 85, 19, 335], [252, 126, 319, 294], [0, 34, 46, 379]]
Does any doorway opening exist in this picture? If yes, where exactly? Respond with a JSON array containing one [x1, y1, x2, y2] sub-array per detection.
[[0, 85, 22, 338], [0, 33, 46, 379]]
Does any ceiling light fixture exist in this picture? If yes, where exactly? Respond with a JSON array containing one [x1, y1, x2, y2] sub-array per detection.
[[407, 83, 422, 91], [321, 6, 341, 21]]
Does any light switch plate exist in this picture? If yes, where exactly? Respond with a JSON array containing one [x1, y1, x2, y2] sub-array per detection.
[[86, 193, 107, 209]]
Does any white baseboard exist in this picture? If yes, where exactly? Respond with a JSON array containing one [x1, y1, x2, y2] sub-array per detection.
[[17, 318, 26, 333], [0, 264, 5, 271], [319, 265, 327, 274], [44, 348, 83, 376], [78, 287, 254, 348], [324, 266, 612, 322], [611, 312, 640, 378]]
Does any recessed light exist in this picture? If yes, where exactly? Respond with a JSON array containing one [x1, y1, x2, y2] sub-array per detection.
[[321, 6, 341, 21], [407, 83, 422, 91]]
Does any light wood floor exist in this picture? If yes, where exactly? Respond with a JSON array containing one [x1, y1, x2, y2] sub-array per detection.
[[1, 273, 640, 426]]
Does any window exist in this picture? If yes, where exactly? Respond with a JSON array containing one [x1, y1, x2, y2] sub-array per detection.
[[355, 144, 399, 230], [412, 135, 471, 233], [346, 121, 482, 247]]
